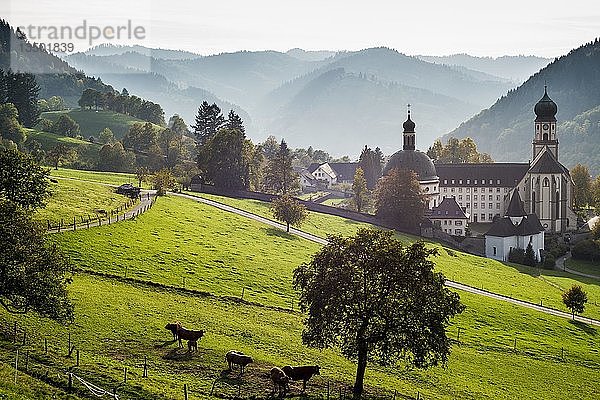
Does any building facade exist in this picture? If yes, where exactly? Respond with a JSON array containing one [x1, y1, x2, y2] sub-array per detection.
[[428, 197, 469, 236]]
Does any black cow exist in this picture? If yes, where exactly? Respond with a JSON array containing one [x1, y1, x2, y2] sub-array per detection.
[[282, 365, 320, 392]]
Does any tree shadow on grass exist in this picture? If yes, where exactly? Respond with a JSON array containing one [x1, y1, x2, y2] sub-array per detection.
[[568, 319, 597, 336], [265, 227, 299, 241], [162, 348, 194, 361], [154, 339, 178, 349]]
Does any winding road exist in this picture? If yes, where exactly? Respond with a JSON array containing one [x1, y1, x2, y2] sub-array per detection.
[[173, 191, 600, 327]]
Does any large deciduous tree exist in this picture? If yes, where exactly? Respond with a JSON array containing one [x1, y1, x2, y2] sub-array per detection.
[[357, 146, 383, 190], [571, 164, 591, 209], [352, 167, 369, 213], [375, 168, 426, 228], [294, 229, 464, 398], [0, 103, 25, 145], [197, 128, 249, 190], [0, 148, 49, 209], [271, 194, 307, 232], [427, 138, 493, 164], [0, 70, 40, 127], [52, 114, 80, 137], [562, 285, 588, 319]]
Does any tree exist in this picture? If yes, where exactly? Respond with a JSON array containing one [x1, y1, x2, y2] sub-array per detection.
[[0, 148, 49, 209], [192, 101, 225, 145], [375, 168, 426, 228], [136, 166, 150, 188], [0, 103, 25, 144], [123, 122, 158, 152], [357, 146, 383, 190], [226, 109, 245, 134], [426, 139, 444, 161], [352, 167, 369, 213], [1, 70, 40, 127], [152, 168, 176, 196], [264, 139, 300, 194], [271, 194, 307, 232], [430, 137, 493, 164], [99, 127, 115, 144], [571, 164, 591, 209], [562, 285, 588, 319], [52, 115, 80, 137], [197, 128, 249, 190], [592, 175, 600, 212], [0, 198, 74, 323], [168, 114, 189, 136], [47, 144, 76, 170], [524, 242, 537, 267], [97, 142, 135, 172], [293, 230, 464, 398]]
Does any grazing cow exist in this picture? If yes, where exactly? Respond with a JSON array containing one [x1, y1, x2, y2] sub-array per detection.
[[176, 327, 204, 348], [187, 339, 198, 352], [225, 350, 253, 374], [282, 365, 320, 392], [165, 322, 182, 341], [270, 367, 290, 398]]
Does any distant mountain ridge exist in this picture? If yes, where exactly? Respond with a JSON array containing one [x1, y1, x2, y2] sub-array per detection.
[[444, 39, 600, 175]]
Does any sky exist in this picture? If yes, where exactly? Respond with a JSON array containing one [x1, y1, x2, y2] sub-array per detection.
[[3, 0, 600, 57]]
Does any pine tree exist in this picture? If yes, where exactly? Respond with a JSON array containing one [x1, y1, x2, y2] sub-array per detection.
[[524, 242, 537, 267], [3, 71, 40, 127], [226, 109, 245, 134], [192, 101, 225, 145], [358, 146, 383, 190], [352, 167, 369, 213]]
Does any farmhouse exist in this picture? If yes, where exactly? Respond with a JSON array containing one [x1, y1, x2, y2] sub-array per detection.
[[427, 197, 469, 236], [304, 161, 358, 189]]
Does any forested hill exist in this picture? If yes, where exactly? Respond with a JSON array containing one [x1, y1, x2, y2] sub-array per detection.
[[444, 39, 600, 175], [0, 19, 112, 105]]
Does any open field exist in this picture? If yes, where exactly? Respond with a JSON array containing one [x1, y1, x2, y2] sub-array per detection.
[[34, 178, 135, 225], [1, 273, 599, 400], [566, 258, 600, 277], [54, 195, 321, 308], [183, 192, 600, 320], [41, 110, 159, 139]]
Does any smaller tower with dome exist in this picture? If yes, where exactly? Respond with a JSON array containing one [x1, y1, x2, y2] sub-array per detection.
[[533, 85, 558, 159], [383, 106, 440, 209]]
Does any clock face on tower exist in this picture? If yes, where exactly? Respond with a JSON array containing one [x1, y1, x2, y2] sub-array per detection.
[[542, 123, 549, 130]]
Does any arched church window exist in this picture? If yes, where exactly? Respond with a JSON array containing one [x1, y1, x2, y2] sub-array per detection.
[[543, 177, 549, 187], [543, 133, 548, 140], [532, 191, 536, 213], [556, 191, 560, 217]]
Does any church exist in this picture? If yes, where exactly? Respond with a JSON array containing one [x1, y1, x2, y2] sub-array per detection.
[[384, 87, 576, 237]]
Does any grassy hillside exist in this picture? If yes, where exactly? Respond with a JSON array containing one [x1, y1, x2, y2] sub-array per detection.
[[184, 192, 600, 320], [48, 167, 141, 187], [41, 109, 159, 140], [25, 129, 101, 170], [34, 178, 136, 226]]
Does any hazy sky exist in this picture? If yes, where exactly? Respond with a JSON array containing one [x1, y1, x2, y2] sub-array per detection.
[[4, 0, 600, 57]]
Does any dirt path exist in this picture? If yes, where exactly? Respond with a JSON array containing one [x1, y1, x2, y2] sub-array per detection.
[[555, 252, 600, 280], [173, 191, 600, 327]]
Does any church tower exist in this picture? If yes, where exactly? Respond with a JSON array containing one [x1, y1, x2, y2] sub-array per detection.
[[403, 106, 416, 151], [532, 85, 558, 159]]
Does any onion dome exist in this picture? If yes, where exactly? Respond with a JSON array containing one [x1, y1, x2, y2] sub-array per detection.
[[534, 86, 557, 122], [383, 150, 438, 181], [403, 111, 415, 133]]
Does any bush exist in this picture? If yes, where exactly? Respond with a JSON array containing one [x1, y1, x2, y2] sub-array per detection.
[[571, 239, 600, 261], [508, 248, 526, 265], [543, 254, 556, 269]]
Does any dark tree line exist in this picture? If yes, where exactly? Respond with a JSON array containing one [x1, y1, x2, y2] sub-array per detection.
[[0, 69, 40, 127], [78, 88, 165, 126]]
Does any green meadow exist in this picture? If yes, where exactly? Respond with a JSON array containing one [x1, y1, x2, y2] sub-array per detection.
[[49, 167, 140, 187]]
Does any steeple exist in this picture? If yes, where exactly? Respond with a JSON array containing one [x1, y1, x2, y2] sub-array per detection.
[[533, 85, 559, 160], [403, 104, 416, 151], [506, 189, 527, 226]]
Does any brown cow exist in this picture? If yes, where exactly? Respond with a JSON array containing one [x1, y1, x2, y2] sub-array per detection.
[[187, 339, 198, 352], [176, 327, 204, 348], [165, 322, 182, 341], [225, 350, 253, 374], [270, 367, 290, 398], [282, 365, 320, 392]]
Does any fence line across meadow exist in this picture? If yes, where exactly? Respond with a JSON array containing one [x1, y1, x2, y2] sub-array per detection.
[[45, 193, 155, 233]]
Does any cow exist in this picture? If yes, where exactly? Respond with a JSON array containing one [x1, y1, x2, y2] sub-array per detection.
[[225, 350, 253, 374], [165, 322, 182, 341], [176, 327, 204, 348], [187, 339, 198, 352], [282, 365, 320, 392], [270, 367, 290, 398]]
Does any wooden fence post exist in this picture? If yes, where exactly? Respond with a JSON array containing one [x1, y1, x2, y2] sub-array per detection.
[[22, 331, 26, 346], [143, 356, 148, 378], [73, 216, 76, 231], [25, 350, 29, 372], [184, 383, 188, 400], [76, 349, 80, 366], [45, 337, 48, 354], [124, 367, 127, 383]]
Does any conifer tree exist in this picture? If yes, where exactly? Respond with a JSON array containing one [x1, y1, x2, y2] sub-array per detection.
[[192, 101, 225, 145], [226, 109, 245, 134]]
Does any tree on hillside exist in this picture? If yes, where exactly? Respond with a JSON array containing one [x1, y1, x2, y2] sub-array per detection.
[[375, 168, 426, 228], [428, 138, 493, 164], [261, 135, 280, 161], [123, 122, 158, 152], [592, 175, 600, 212], [136, 166, 150, 188], [271, 194, 307, 232], [0, 103, 25, 145], [98, 127, 115, 144], [0, 70, 40, 127], [293, 229, 464, 398], [571, 164, 591, 209], [352, 167, 369, 213], [0, 148, 49, 209], [152, 168, 176, 196], [0, 199, 74, 323], [192, 101, 225, 145], [47, 144, 76, 170], [357, 146, 383, 190], [226, 109, 245, 134], [524, 242, 537, 267], [264, 139, 300, 194], [197, 128, 248, 190], [562, 285, 588, 319], [52, 114, 80, 137], [97, 142, 135, 172], [168, 114, 189, 136]]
